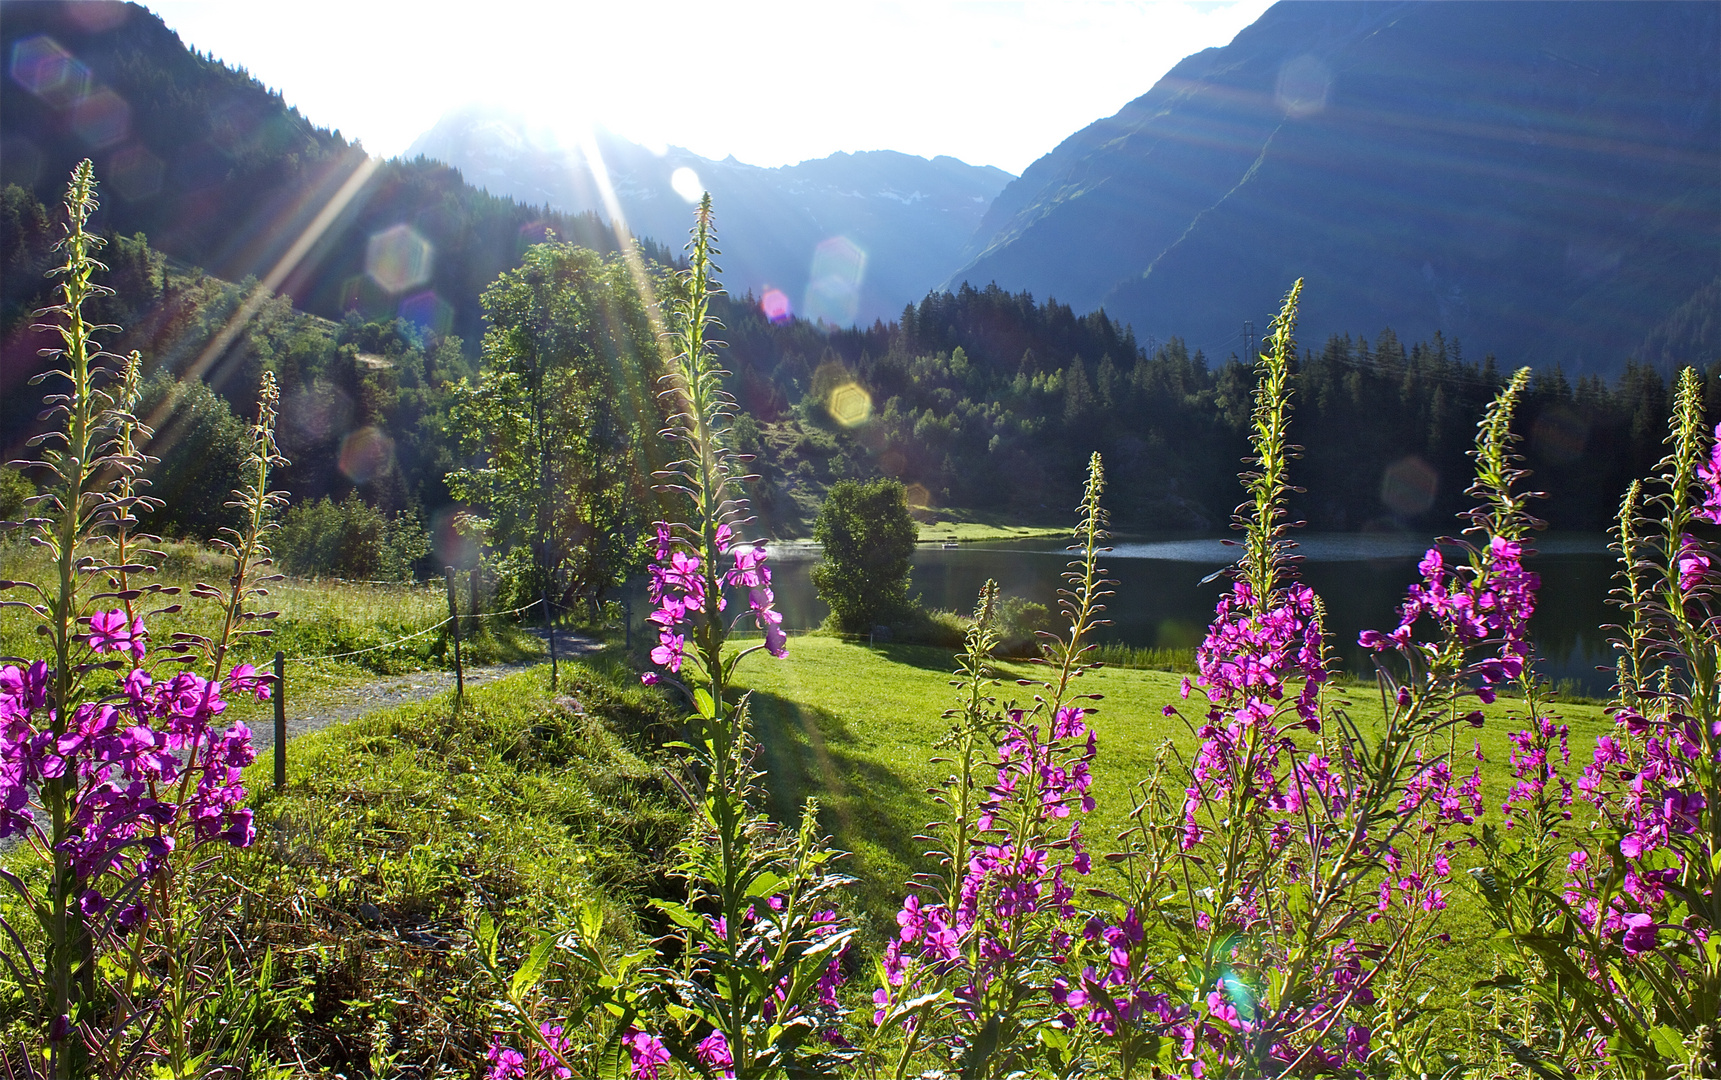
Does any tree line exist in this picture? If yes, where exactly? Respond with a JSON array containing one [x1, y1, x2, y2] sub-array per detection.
[[716, 281, 1706, 534]]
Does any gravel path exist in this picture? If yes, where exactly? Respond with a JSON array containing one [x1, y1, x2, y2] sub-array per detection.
[[252, 634, 605, 752]]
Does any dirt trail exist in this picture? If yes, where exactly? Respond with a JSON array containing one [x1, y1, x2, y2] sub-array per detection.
[[250, 635, 605, 752]]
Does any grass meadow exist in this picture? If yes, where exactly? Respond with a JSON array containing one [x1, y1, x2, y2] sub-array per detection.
[[0, 553, 1622, 1066], [733, 634, 1614, 1002], [0, 539, 545, 727]]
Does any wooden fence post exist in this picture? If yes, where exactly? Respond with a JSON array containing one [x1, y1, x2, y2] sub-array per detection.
[[541, 585, 558, 690], [446, 566, 464, 704], [469, 565, 480, 636], [273, 650, 286, 791]]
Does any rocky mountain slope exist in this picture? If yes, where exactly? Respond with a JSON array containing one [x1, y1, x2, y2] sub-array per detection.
[[944, 1, 1720, 375]]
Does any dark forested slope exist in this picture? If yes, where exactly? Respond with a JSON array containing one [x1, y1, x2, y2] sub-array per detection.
[[1, 1, 667, 409]]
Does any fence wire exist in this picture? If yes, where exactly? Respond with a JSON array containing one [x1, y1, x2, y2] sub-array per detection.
[[285, 598, 544, 663]]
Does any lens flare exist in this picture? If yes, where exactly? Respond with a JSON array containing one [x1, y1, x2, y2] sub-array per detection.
[[9, 35, 91, 108], [431, 507, 479, 569], [365, 223, 434, 294], [107, 143, 164, 201], [827, 382, 872, 428], [338, 425, 395, 485], [398, 289, 453, 338], [904, 482, 931, 508], [70, 88, 130, 149], [804, 236, 867, 326], [879, 449, 906, 476], [670, 166, 704, 204], [761, 288, 792, 323], [1380, 456, 1438, 516], [65, 2, 128, 32], [338, 273, 392, 320], [286, 383, 352, 442], [1275, 54, 1331, 118]]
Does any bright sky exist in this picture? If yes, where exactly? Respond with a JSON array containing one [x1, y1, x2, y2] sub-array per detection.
[[144, 0, 1274, 175]]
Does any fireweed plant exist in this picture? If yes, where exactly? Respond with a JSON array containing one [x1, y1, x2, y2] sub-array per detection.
[[1083, 285, 1543, 1078], [1473, 366, 1720, 1078], [871, 454, 1112, 1079], [484, 197, 854, 1080], [0, 163, 276, 1076]]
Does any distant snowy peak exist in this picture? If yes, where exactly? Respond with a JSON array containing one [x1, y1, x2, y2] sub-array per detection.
[[408, 108, 1012, 326]]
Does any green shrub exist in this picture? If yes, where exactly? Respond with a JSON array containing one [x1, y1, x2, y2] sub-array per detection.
[[137, 371, 247, 541], [0, 466, 32, 522], [274, 493, 430, 581], [995, 595, 1058, 657], [811, 477, 918, 632]]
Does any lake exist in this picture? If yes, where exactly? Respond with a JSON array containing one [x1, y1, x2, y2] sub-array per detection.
[[627, 532, 1622, 695]]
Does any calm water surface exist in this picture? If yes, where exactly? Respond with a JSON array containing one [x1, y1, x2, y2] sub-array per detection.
[[744, 533, 1618, 693]]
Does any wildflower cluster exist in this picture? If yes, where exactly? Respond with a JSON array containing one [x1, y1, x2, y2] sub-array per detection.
[[1359, 534, 1538, 696], [884, 702, 1098, 1014], [1474, 368, 1720, 1078], [0, 162, 283, 1076], [1180, 576, 1326, 844], [486, 1022, 575, 1080], [0, 639, 261, 924], [872, 455, 1111, 1079], [643, 519, 784, 682]]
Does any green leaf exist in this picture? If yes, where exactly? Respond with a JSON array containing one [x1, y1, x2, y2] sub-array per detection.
[[744, 871, 785, 900], [580, 901, 604, 945], [1649, 1024, 1686, 1062], [511, 933, 555, 999], [649, 899, 708, 933]]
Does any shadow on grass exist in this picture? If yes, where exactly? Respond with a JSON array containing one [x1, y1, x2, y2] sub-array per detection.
[[870, 640, 963, 673], [742, 685, 939, 922]]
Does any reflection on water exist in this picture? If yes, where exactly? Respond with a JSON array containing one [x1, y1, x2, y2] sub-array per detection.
[[647, 533, 1619, 694]]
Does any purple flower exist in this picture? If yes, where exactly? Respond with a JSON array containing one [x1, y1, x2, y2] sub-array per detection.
[[1695, 421, 1721, 523], [88, 609, 145, 660], [696, 1029, 733, 1076], [1678, 534, 1711, 591], [536, 1022, 573, 1079], [650, 632, 686, 672], [1621, 913, 1658, 957], [625, 1028, 670, 1079], [484, 1038, 525, 1080]]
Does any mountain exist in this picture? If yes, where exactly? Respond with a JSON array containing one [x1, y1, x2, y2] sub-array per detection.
[[0, 1, 658, 367], [407, 108, 1012, 327], [944, 1, 1721, 376]]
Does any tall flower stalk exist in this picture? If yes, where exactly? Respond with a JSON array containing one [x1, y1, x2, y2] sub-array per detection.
[[0, 162, 275, 1077], [1097, 284, 1540, 1077], [1477, 366, 1720, 1077], [874, 453, 1111, 1079], [620, 196, 852, 1080]]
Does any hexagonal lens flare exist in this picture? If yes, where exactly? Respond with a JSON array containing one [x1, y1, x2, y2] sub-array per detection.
[[827, 381, 872, 428], [9, 35, 91, 108], [70, 88, 130, 149], [804, 236, 867, 327], [365, 224, 433, 294]]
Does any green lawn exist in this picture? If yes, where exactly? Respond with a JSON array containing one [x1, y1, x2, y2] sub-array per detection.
[[733, 633, 1614, 988], [912, 506, 1071, 543]]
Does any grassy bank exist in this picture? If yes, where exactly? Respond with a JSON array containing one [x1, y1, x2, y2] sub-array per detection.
[[912, 508, 1070, 543], [0, 660, 686, 1073], [0, 539, 547, 735]]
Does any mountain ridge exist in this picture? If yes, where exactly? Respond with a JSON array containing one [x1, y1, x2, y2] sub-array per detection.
[[944, 0, 1721, 375], [407, 106, 1012, 327]]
